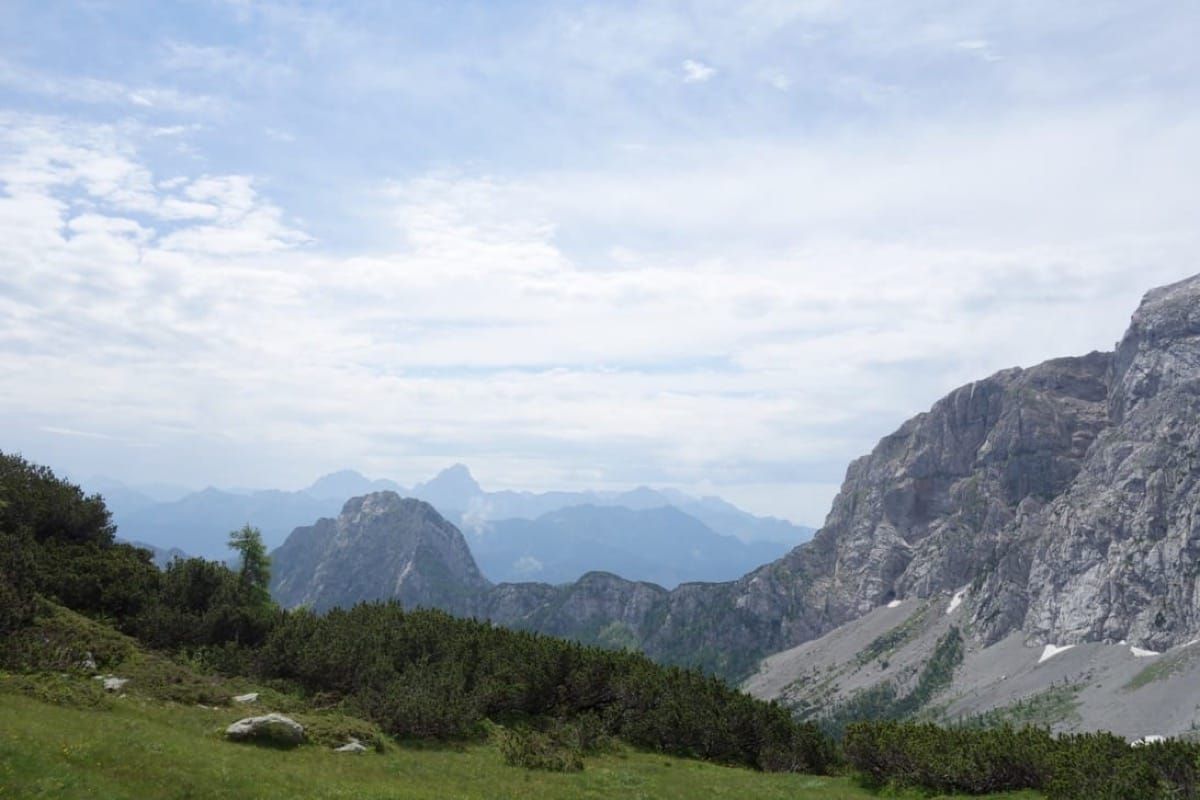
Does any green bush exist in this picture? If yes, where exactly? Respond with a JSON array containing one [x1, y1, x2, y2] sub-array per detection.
[[254, 602, 836, 773], [0, 527, 37, 635], [496, 726, 584, 772], [1047, 733, 1200, 800], [844, 721, 1055, 794]]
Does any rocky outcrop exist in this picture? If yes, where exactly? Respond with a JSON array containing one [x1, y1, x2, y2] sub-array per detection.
[[975, 275, 1200, 649], [225, 713, 306, 746], [270, 493, 488, 614]]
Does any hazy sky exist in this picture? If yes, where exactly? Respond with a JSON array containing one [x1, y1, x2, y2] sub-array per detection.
[[2, 1, 1198, 525]]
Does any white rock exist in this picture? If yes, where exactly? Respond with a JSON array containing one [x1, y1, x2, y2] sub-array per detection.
[[225, 713, 306, 746], [1038, 644, 1075, 664], [334, 738, 368, 753], [1133, 735, 1166, 747], [233, 692, 260, 704], [81, 652, 97, 672], [1131, 646, 1161, 658], [93, 675, 129, 692], [886, 599, 903, 609]]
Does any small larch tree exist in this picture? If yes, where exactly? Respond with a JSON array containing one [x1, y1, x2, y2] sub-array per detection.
[[228, 524, 271, 604]]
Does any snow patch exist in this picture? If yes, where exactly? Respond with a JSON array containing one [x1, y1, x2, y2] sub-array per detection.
[[946, 588, 967, 615], [886, 599, 903, 608], [1038, 644, 1075, 664], [1133, 735, 1166, 746], [1131, 646, 1161, 658]]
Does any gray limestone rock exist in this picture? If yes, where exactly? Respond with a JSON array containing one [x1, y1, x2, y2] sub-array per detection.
[[225, 713, 306, 746]]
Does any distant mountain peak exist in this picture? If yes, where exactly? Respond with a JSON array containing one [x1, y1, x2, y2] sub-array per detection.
[[410, 463, 484, 510], [305, 469, 402, 500], [429, 463, 481, 489]]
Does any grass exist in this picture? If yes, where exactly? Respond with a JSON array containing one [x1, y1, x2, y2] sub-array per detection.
[[0, 681, 1042, 800]]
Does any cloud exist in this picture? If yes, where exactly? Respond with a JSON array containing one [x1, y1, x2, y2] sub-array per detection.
[[681, 59, 717, 83], [3, 99, 1198, 523], [0, 59, 223, 115], [3, 1, 1200, 523]]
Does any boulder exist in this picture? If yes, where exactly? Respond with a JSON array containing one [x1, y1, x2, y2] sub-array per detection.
[[334, 738, 369, 753], [93, 675, 128, 692], [232, 692, 259, 704], [225, 713, 306, 746]]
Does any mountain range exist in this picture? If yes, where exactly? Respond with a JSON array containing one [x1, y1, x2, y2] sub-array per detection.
[[263, 273, 1200, 738], [87, 466, 812, 585]]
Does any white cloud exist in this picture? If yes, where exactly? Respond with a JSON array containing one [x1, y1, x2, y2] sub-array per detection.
[[3, 0, 1200, 522], [0, 59, 223, 115], [3, 102, 1197, 522], [681, 59, 716, 83]]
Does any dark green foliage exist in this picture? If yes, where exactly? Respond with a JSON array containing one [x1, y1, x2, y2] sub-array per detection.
[[497, 726, 584, 772], [0, 452, 114, 546], [0, 452, 162, 622], [1047, 733, 1200, 800], [35, 540, 161, 622], [133, 556, 278, 650], [844, 721, 1200, 798], [0, 526, 37, 634], [845, 721, 1055, 794], [0, 452, 159, 623], [255, 602, 835, 773]]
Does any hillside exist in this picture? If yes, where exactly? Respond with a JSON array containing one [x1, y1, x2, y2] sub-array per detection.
[[0, 604, 865, 800]]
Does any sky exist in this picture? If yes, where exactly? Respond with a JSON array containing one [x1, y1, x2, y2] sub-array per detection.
[[1, 1, 1198, 526]]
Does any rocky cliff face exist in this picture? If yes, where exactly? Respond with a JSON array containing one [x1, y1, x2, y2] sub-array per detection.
[[270, 492, 488, 614], [976, 275, 1200, 649]]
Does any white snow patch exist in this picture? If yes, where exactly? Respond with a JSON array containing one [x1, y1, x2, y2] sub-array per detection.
[[1038, 644, 1075, 664], [1131, 646, 1161, 658], [887, 599, 903, 608], [946, 588, 967, 615], [1133, 735, 1166, 746], [1180, 639, 1200, 649]]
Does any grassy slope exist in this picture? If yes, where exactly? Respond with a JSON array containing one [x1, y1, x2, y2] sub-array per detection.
[[0, 690, 1043, 800], [0, 606, 1042, 799]]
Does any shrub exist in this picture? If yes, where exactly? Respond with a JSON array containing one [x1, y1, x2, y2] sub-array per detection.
[[496, 726, 584, 772], [844, 721, 1056, 794], [1046, 733, 1200, 800], [0, 527, 37, 635]]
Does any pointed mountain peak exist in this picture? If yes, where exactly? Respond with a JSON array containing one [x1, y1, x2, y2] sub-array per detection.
[[411, 464, 484, 512], [423, 463, 482, 492]]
